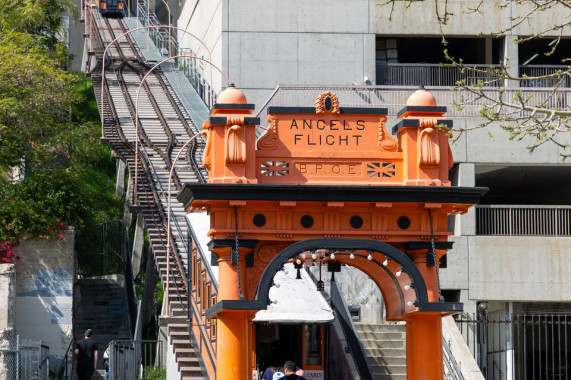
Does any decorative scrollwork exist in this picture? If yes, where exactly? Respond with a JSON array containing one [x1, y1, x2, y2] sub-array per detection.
[[257, 115, 278, 150], [315, 91, 340, 114], [377, 115, 398, 152]]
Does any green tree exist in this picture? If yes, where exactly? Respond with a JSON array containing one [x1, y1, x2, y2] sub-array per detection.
[[0, 0, 77, 49], [0, 32, 99, 175], [0, 0, 120, 263]]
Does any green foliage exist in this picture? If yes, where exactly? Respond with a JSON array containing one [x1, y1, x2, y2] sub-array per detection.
[[139, 365, 166, 379], [73, 75, 124, 225], [72, 72, 102, 125], [0, 0, 120, 264], [0, 171, 92, 261], [0, 33, 97, 174], [0, 63, 120, 262], [0, 0, 78, 49], [77, 150, 124, 225]]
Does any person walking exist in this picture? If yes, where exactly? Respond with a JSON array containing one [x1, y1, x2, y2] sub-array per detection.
[[262, 362, 281, 380], [75, 329, 99, 380], [103, 346, 110, 380], [278, 361, 306, 380]]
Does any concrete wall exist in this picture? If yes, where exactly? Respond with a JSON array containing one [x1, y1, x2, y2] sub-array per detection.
[[68, 12, 86, 72], [177, 0, 225, 94], [13, 229, 75, 366], [0, 264, 16, 374], [371, 0, 569, 37], [176, 0, 571, 319], [326, 267, 385, 324], [441, 236, 571, 303], [177, 0, 571, 108], [166, 339, 181, 380], [177, 0, 374, 108], [450, 118, 571, 165]]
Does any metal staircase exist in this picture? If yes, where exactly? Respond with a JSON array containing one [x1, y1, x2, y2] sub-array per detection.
[[86, 6, 217, 379]]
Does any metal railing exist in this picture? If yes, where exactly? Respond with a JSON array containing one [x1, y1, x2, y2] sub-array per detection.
[[454, 312, 571, 380], [136, 0, 215, 108], [255, 85, 571, 128], [330, 280, 375, 380], [476, 205, 571, 236], [76, 220, 139, 337], [0, 336, 49, 380], [519, 65, 571, 88], [55, 337, 74, 380], [443, 336, 466, 380], [136, 1, 177, 58], [376, 63, 571, 88], [377, 63, 503, 87], [109, 339, 164, 380], [186, 217, 218, 375], [178, 48, 216, 109]]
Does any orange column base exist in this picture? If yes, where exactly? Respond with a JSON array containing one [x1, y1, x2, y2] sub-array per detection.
[[406, 313, 444, 380], [216, 310, 250, 379]]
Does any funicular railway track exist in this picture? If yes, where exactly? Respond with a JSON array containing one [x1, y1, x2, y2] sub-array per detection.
[[87, 8, 214, 379]]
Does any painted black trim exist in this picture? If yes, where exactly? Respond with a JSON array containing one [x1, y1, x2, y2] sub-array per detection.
[[254, 238, 461, 313], [204, 238, 463, 318], [396, 106, 448, 118], [178, 183, 488, 210], [208, 239, 259, 264], [267, 106, 388, 115], [210, 252, 219, 266], [209, 117, 260, 125], [422, 302, 463, 312], [213, 103, 255, 110], [392, 119, 454, 134], [205, 300, 264, 319], [208, 239, 259, 249], [405, 241, 454, 251]]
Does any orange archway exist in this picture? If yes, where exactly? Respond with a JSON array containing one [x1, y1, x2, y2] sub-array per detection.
[[179, 86, 487, 380]]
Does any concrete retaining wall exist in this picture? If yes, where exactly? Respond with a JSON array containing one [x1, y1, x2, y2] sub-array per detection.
[[12, 229, 75, 368]]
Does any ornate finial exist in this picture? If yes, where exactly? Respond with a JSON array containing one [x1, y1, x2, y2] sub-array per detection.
[[315, 91, 340, 115], [217, 85, 247, 104], [406, 87, 437, 107]]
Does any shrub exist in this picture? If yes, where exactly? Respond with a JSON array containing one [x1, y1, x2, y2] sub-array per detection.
[[0, 171, 92, 262]]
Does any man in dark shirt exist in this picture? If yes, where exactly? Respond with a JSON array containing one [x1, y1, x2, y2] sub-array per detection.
[[279, 361, 306, 380], [75, 329, 99, 380]]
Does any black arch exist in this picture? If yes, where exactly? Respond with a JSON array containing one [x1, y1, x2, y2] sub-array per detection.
[[205, 238, 462, 318], [255, 238, 462, 313]]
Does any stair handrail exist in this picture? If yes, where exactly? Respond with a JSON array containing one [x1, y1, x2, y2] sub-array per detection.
[[95, 19, 214, 376], [133, 144, 190, 304], [330, 279, 375, 380], [185, 217, 218, 372], [136, 0, 216, 109], [76, 221, 138, 339], [55, 337, 75, 380], [443, 336, 465, 380]]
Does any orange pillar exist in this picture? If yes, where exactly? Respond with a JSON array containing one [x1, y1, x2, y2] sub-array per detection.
[[214, 246, 252, 379], [406, 313, 444, 380], [217, 310, 249, 378], [408, 248, 441, 303], [406, 248, 445, 379]]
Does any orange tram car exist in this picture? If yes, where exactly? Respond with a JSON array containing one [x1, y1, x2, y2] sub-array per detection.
[[96, 0, 126, 17]]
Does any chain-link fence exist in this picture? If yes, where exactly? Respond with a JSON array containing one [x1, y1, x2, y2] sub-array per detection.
[[0, 336, 49, 380]]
